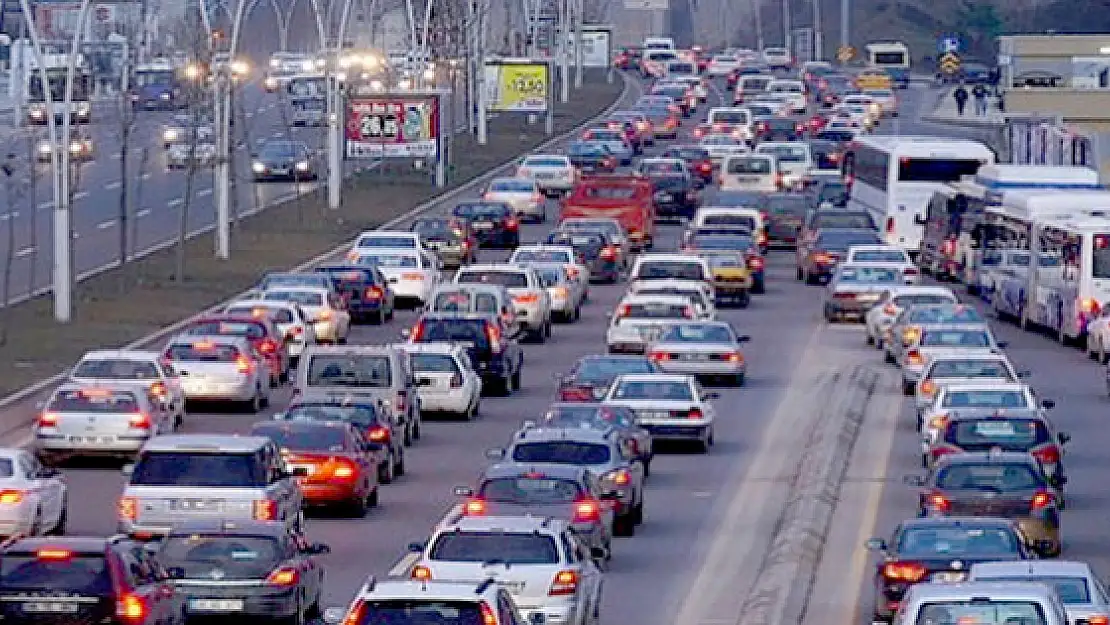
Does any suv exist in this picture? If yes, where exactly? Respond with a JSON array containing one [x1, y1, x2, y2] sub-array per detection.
[[118, 434, 304, 536], [406, 516, 604, 625], [406, 313, 523, 396], [455, 264, 553, 343], [323, 579, 530, 625], [0, 535, 185, 625], [293, 345, 422, 446], [490, 424, 645, 536], [426, 284, 519, 335]]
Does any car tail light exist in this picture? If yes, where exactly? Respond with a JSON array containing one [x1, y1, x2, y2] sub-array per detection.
[[367, 425, 390, 443], [906, 350, 924, 366], [883, 303, 898, 316], [812, 252, 834, 265], [486, 323, 502, 353], [683, 306, 695, 318], [560, 385, 594, 401], [925, 491, 951, 512], [885, 217, 895, 234], [648, 351, 670, 362], [1080, 298, 1101, 316], [119, 496, 138, 520], [464, 498, 487, 515], [116, 595, 146, 622], [395, 391, 407, 413], [929, 416, 949, 431], [149, 381, 168, 398], [235, 355, 253, 374], [881, 562, 927, 582], [253, 499, 279, 521], [757, 231, 768, 245], [366, 286, 384, 300], [1086, 617, 1109, 625], [919, 380, 936, 396], [0, 490, 23, 504], [833, 292, 857, 300], [941, 238, 957, 257], [258, 338, 278, 355], [694, 128, 705, 138], [795, 123, 805, 132], [505, 217, 519, 230], [600, 246, 618, 260], [128, 412, 152, 429], [747, 256, 764, 270], [608, 469, 631, 485], [514, 293, 539, 304], [773, 173, 784, 188], [412, 565, 433, 581], [727, 352, 744, 363], [687, 408, 703, 420], [266, 567, 300, 586], [698, 162, 711, 173], [549, 570, 579, 596], [328, 458, 358, 480], [573, 498, 601, 522], [903, 327, 921, 344], [1031, 490, 1054, 510], [38, 411, 59, 427], [401, 272, 425, 281], [479, 602, 496, 625], [1032, 445, 1061, 464]]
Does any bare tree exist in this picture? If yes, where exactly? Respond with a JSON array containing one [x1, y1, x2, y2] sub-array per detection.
[[114, 7, 146, 291], [174, 18, 213, 282]]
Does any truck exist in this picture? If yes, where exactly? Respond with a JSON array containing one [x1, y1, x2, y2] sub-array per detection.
[[129, 59, 187, 110], [864, 41, 910, 89]]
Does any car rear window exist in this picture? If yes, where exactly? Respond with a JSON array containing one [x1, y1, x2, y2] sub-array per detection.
[[814, 213, 875, 230], [263, 290, 324, 306], [620, 302, 688, 319], [411, 354, 461, 373], [929, 360, 1011, 379], [971, 577, 1090, 604], [305, 355, 392, 387], [72, 358, 160, 380], [852, 250, 905, 263], [282, 404, 378, 429], [165, 342, 240, 362], [185, 320, 266, 339], [490, 179, 535, 192], [431, 291, 499, 313], [524, 157, 567, 167], [576, 357, 656, 380], [913, 601, 1046, 625], [511, 441, 611, 465], [895, 526, 1020, 558], [934, 463, 1043, 490], [49, 389, 140, 412], [354, 254, 419, 269], [356, 600, 486, 625], [454, 203, 510, 218], [837, 266, 899, 283], [429, 532, 559, 564], [260, 274, 325, 289], [160, 534, 282, 580], [635, 261, 705, 281], [130, 451, 266, 487], [456, 270, 528, 288], [892, 294, 954, 308], [0, 552, 111, 593], [920, 330, 991, 348], [908, 307, 984, 323], [514, 249, 571, 263], [703, 214, 756, 228], [948, 419, 1049, 447], [612, 380, 692, 401], [251, 423, 347, 451], [726, 158, 772, 174], [757, 145, 807, 162], [479, 477, 582, 504], [941, 391, 1026, 410], [583, 186, 637, 199], [226, 305, 295, 323], [416, 319, 491, 347], [815, 231, 882, 249]]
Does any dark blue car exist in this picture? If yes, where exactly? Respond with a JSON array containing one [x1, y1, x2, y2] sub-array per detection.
[[313, 265, 394, 324]]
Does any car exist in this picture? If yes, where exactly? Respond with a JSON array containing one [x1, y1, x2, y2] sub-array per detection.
[[896, 582, 1069, 625], [762, 47, 792, 70], [804, 175, 850, 208], [250, 420, 380, 515], [900, 326, 1004, 394], [448, 463, 615, 557], [707, 53, 741, 77], [118, 434, 304, 536], [566, 141, 619, 174], [399, 342, 483, 419], [823, 263, 905, 322], [69, 349, 187, 429], [906, 450, 1062, 557], [348, 248, 441, 307], [796, 228, 884, 284], [405, 515, 604, 625], [752, 116, 804, 143], [251, 139, 319, 181], [646, 320, 751, 385], [223, 300, 316, 363], [845, 245, 918, 283], [733, 73, 774, 104], [405, 312, 523, 396], [451, 200, 520, 248], [863, 88, 898, 116], [509, 245, 589, 290], [864, 286, 959, 349], [865, 517, 1036, 621], [661, 145, 714, 184], [843, 92, 883, 120], [0, 447, 66, 537], [884, 304, 987, 366], [699, 133, 749, 166], [718, 153, 778, 192], [630, 253, 712, 284], [489, 424, 644, 535], [805, 138, 845, 171], [753, 141, 812, 188], [558, 216, 632, 261], [650, 81, 697, 116], [628, 278, 717, 318], [634, 158, 699, 221], [261, 287, 352, 343], [693, 206, 768, 252], [313, 264, 396, 324], [695, 107, 752, 142], [684, 232, 765, 292], [633, 103, 681, 139], [606, 294, 696, 354], [581, 127, 635, 164], [766, 79, 807, 113], [556, 355, 661, 402], [410, 217, 477, 268], [914, 355, 1026, 416], [700, 251, 754, 306], [321, 579, 530, 625], [756, 192, 810, 247], [968, 561, 1110, 624], [975, 249, 1047, 303], [161, 336, 273, 411], [545, 230, 623, 283], [179, 314, 290, 387], [162, 114, 214, 148], [155, 520, 329, 624], [275, 396, 404, 484], [0, 535, 186, 625], [517, 154, 577, 196], [36, 131, 94, 163], [602, 116, 646, 151], [255, 271, 337, 293], [484, 177, 546, 222], [426, 283, 519, 334], [455, 264, 553, 343], [603, 373, 717, 452], [669, 74, 709, 103], [539, 403, 653, 471], [348, 231, 428, 256], [529, 262, 587, 322], [611, 110, 656, 146]]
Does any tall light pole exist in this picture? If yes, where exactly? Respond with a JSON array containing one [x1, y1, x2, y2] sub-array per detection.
[[782, 0, 791, 48], [752, 0, 764, 50], [839, 0, 848, 54], [558, 0, 569, 102], [17, 0, 92, 322], [812, 0, 822, 60], [572, 0, 583, 89], [326, 0, 356, 210]]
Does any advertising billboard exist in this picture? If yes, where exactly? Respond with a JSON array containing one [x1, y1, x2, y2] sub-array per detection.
[[344, 94, 440, 159], [565, 28, 612, 67], [484, 61, 550, 113]]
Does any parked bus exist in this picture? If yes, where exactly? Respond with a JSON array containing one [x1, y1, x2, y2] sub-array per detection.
[[864, 41, 910, 88], [25, 53, 92, 125], [841, 135, 994, 256], [129, 59, 186, 110]]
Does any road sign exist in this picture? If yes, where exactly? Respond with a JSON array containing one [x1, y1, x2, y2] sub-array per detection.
[[937, 35, 962, 54], [623, 0, 668, 10], [940, 51, 961, 74], [836, 45, 855, 62]]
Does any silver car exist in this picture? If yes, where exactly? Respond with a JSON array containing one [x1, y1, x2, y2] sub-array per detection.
[[884, 304, 987, 365], [529, 262, 587, 322], [645, 321, 751, 385], [899, 325, 1004, 395], [968, 561, 1110, 624], [36, 383, 174, 464], [163, 335, 273, 411], [822, 263, 903, 322]]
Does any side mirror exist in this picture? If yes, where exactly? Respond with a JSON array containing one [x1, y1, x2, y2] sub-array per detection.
[[484, 448, 505, 460], [1057, 432, 1071, 445], [305, 542, 331, 555], [122, 464, 135, 477], [1041, 399, 1056, 410], [407, 541, 425, 552], [323, 608, 346, 625], [736, 335, 751, 343], [865, 538, 887, 551], [1016, 370, 1031, 379], [453, 486, 474, 496], [902, 474, 925, 487], [290, 467, 309, 477], [166, 566, 186, 579]]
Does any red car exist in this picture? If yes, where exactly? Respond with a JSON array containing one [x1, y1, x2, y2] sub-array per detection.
[[562, 175, 656, 251], [179, 313, 289, 385]]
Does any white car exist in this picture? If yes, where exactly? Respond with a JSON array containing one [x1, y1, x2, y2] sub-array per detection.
[[862, 88, 898, 116], [603, 373, 716, 452], [645, 320, 750, 385], [699, 133, 749, 165], [919, 381, 1037, 451], [509, 244, 589, 291], [455, 264, 552, 342], [967, 561, 1110, 625], [261, 287, 351, 343], [321, 579, 524, 625], [753, 142, 812, 188], [670, 74, 708, 102], [628, 278, 716, 319], [900, 327, 1003, 394], [831, 103, 876, 129], [706, 54, 740, 77], [350, 248, 441, 306], [69, 349, 187, 429], [484, 177, 546, 222], [0, 447, 67, 537], [402, 343, 482, 419], [166, 140, 217, 168], [517, 154, 577, 196], [766, 79, 807, 113], [162, 335, 273, 411], [529, 262, 587, 322], [843, 93, 882, 119], [606, 294, 694, 354], [223, 299, 317, 361], [863, 286, 958, 349], [844, 244, 919, 283], [349, 230, 426, 259], [630, 253, 712, 284], [762, 47, 792, 70], [719, 153, 778, 191], [913, 352, 1023, 414]]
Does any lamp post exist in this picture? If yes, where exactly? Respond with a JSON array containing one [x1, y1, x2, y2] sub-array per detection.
[[326, 0, 357, 210], [572, 0, 583, 89]]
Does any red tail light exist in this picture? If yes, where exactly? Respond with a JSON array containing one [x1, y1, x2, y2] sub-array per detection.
[[116, 595, 146, 623], [259, 338, 278, 354], [930, 445, 959, 461], [698, 162, 711, 173], [812, 252, 835, 265], [464, 498, 487, 515], [119, 496, 137, 521], [648, 351, 669, 362], [941, 238, 957, 256], [412, 565, 433, 581], [366, 286, 384, 300], [253, 499, 278, 521], [0, 490, 23, 504], [327, 458, 358, 481], [149, 381, 167, 398], [560, 386, 595, 401], [486, 323, 502, 353], [600, 245, 618, 260], [881, 562, 927, 582], [883, 303, 898, 316], [906, 350, 924, 366], [617, 304, 631, 317], [235, 355, 253, 373], [925, 491, 951, 512], [1032, 445, 1061, 464], [903, 267, 919, 277], [410, 321, 426, 341], [573, 498, 601, 522], [1031, 490, 1054, 509], [38, 411, 59, 427], [549, 570, 579, 596], [795, 123, 805, 132], [603, 157, 616, 169], [885, 217, 895, 234], [128, 412, 151, 429], [479, 602, 496, 625], [505, 217, 519, 230], [747, 256, 764, 270], [266, 567, 300, 586], [687, 408, 703, 420], [919, 380, 936, 396], [367, 425, 390, 443]]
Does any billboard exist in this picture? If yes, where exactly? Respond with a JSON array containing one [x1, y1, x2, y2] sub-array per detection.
[[344, 94, 440, 158], [484, 61, 550, 113], [565, 27, 612, 67]]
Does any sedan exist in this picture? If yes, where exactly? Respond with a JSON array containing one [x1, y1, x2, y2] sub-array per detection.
[[968, 561, 1110, 624], [411, 217, 476, 268], [483, 177, 546, 222], [556, 354, 662, 402], [567, 141, 618, 173], [752, 116, 804, 143], [581, 127, 635, 164], [545, 230, 623, 283], [823, 263, 904, 322], [661, 145, 714, 184], [635, 105, 681, 139], [0, 448, 66, 537], [539, 403, 654, 472], [646, 321, 751, 385], [517, 154, 577, 196], [699, 133, 749, 165], [451, 201, 519, 248], [530, 262, 587, 322], [603, 373, 717, 452], [251, 139, 319, 181]]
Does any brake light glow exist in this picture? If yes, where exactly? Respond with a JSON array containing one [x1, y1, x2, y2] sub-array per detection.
[[367, 425, 390, 442], [505, 217, 520, 230], [253, 499, 278, 521], [727, 352, 744, 363], [687, 407, 704, 420], [573, 499, 601, 522], [648, 351, 670, 362], [906, 350, 924, 366], [929, 416, 948, 431], [747, 256, 764, 270], [552, 286, 570, 299], [266, 568, 300, 586], [38, 411, 59, 427], [1031, 490, 1054, 509], [479, 602, 496, 625], [881, 562, 927, 582], [37, 548, 72, 560], [366, 286, 384, 300], [1032, 445, 1061, 464], [609, 469, 631, 485], [883, 303, 898, 316], [128, 412, 152, 429], [549, 570, 579, 596], [0, 490, 23, 505], [600, 246, 618, 260], [885, 217, 894, 234], [116, 595, 146, 622], [259, 338, 278, 354], [925, 491, 951, 512], [514, 293, 539, 304], [464, 498, 487, 515], [930, 445, 959, 460], [919, 380, 936, 396], [412, 565, 433, 581], [903, 327, 921, 344], [486, 323, 502, 353], [812, 253, 834, 265], [119, 496, 138, 520], [149, 381, 168, 398], [328, 459, 358, 480], [1080, 298, 1101, 316], [235, 355, 253, 374]]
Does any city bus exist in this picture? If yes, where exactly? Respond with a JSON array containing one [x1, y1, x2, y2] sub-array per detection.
[[864, 41, 910, 88], [286, 75, 327, 126], [130, 59, 186, 110], [841, 135, 994, 256], [26, 53, 92, 125]]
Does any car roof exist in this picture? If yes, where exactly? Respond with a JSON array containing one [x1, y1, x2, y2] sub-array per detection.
[[895, 516, 1019, 531], [483, 462, 588, 480], [618, 294, 692, 305], [79, 349, 163, 361], [933, 451, 1040, 467], [167, 519, 289, 537], [905, 581, 1057, 601], [437, 514, 570, 534], [460, 264, 530, 273], [167, 334, 253, 347], [513, 426, 615, 444], [884, 286, 956, 297], [945, 409, 1045, 422], [613, 372, 691, 383], [141, 434, 273, 453], [2, 536, 110, 553]]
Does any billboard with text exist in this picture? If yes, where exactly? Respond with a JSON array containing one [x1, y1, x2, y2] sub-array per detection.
[[484, 61, 550, 113], [344, 94, 440, 158]]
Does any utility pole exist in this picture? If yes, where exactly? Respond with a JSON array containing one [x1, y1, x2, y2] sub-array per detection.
[[572, 0, 583, 88], [753, 0, 764, 51], [782, 0, 790, 48], [812, 0, 822, 60], [558, 0, 569, 102], [472, 0, 488, 145], [328, 0, 354, 210], [839, 0, 848, 53], [213, 72, 231, 259]]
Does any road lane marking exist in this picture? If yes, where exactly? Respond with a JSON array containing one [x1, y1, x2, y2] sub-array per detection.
[[15, 246, 34, 257], [73, 191, 89, 200], [167, 198, 184, 207], [198, 188, 213, 197], [36, 201, 52, 210], [136, 208, 151, 217], [97, 219, 115, 230], [105, 181, 122, 190]]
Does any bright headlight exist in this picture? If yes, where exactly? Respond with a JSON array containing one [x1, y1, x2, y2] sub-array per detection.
[[163, 129, 178, 141], [295, 160, 309, 171], [270, 59, 280, 69], [77, 104, 90, 114], [252, 162, 265, 173], [38, 143, 51, 153], [69, 141, 83, 153]]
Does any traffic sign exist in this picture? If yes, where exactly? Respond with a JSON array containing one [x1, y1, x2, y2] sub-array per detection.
[[836, 45, 855, 63], [937, 35, 962, 54], [623, 0, 668, 9], [940, 51, 961, 74]]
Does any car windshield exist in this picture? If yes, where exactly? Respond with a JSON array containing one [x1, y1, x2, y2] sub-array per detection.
[[908, 307, 984, 324], [416, 319, 491, 346], [261, 142, 300, 158], [263, 290, 324, 306], [49, 389, 140, 413], [479, 476, 582, 504], [816, 231, 882, 250], [757, 145, 807, 162], [636, 261, 704, 280], [837, 266, 899, 283], [489, 179, 535, 193], [934, 463, 1044, 491], [892, 294, 954, 307], [920, 330, 991, 347], [251, 423, 347, 451], [712, 111, 749, 124], [454, 203, 510, 218], [511, 441, 611, 465], [0, 553, 111, 593], [305, 355, 392, 387], [355, 254, 419, 268], [853, 250, 906, 263], [930, 360, 1011, 379], [691, 235, 754, 251], [913, 601, 1046, 625], [515, 249, 571, 263], [413, 219, 459, 237], [524, 157, 567, 167], [160, 534, 283, 580], [612, 380, 692, 401], [726, 158, 772, 174], [185, 320, 266, 339], [282, 404, 378, 429], [569, 143, 607, 156], [896, 526, 1021, 558], [575, 357, 656, 381], [705, 253, 746, 269], [431, 291, 499, 313], [658, 324, 733, 343], [429, 532, 559, 564], [260, 274, 325, 289], [814, 212, 876, 229], [535, 267, 564, 287], [356, 600, 486, 625], [972, 577, 1090, 604], [949, 419, 1049, 447], [226, 305, 295, 323], [131, 452, 266, 487], [457, 270, 528, 288], [72, 358, 160, 380]]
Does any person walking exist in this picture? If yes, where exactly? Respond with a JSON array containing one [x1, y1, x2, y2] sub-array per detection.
[[972, 83, 989, 116], [953, 84, 969, 116]]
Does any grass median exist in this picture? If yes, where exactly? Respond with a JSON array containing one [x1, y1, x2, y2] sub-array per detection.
[[0, 73, 625, 398]]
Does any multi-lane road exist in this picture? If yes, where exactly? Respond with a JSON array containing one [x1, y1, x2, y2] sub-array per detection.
[[0, 66, 1097, 625]]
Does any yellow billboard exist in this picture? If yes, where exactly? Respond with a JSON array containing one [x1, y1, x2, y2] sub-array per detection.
[[485, 61, 550, 113]]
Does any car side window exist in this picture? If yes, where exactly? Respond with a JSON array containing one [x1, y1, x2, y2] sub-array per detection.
[[121, 550, 159, 586], [560, 534, 578, 563], [18, 454, 37, 479]]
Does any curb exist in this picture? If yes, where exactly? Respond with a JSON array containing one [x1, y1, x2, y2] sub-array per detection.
[[736, 365, 879, 625], [0, 72, 636, 430], [921, 114, 1005, 129]]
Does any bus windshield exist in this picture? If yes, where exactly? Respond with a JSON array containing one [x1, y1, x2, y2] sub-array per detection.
[[29, 72, 90, 102], [134, 70, 176, 87]]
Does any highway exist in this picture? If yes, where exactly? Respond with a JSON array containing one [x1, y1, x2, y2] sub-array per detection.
[[0, 2, 468, 305], [0, 64, 1100, 625]]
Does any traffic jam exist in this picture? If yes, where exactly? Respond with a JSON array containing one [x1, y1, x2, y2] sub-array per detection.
[[0, 35, 1101, 625]]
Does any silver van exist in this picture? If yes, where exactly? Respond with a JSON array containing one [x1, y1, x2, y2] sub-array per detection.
[[426, 284, 519, 336]]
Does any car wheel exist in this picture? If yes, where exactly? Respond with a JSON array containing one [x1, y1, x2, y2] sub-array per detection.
[[379, 453, 395, 484], [632, 498, 644, 525], [796, 267, 803, 281], [394, 447, 406, 476], [346, 490, 369, 518], [613, 513, 635, 537], [511, 365, 523, 392], [245, 387, 263, 413], [367, 487, 380, 508], [902, 380, 915, 396], [50, 498, 67, 535]]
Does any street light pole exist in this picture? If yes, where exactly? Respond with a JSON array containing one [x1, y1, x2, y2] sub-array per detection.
[[839, 0, 849, 54], [752, 0, 764, 51], [558, 0, 569, 102], [572, 0, 583, 89], [470, 0, 488, 145], [812, 0, 822, 60], [327, 0, 355, 210], [782, 0, 791, 49]]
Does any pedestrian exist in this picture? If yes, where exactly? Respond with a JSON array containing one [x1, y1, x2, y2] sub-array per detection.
[[972, 83, 989, 116], [953, 84, 969, 116]]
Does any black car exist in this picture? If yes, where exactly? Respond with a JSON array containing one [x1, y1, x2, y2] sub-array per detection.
[[313, 264, 392, 324], [0, 535, 185, 625], [279, 396, 405, 483], [155, 520, 329, 624], [661, 145, 714, 184], [450, 201, 519, 248], [411, 217, 477, 267], [757, 192, 810, 247], [545, 230, 622, 282], [816, 75, 855, 107], [752, 116, 803, 143], [635, 162, 699, 221], [557, 354, 661, 402], [814, 128, 857, 145], [567, 141, 617, 173], [865, 517, 1033, 621], [408, 313, 523, 395], [806, 178, 850, 208], [805, 139, 844, 170], [251, 139, 318, 181]]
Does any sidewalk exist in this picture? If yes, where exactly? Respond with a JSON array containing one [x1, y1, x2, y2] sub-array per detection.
[[921, 86, 1006, 128]]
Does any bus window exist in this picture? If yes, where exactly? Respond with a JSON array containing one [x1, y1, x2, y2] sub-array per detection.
[[897, 158, 983, 183], [1094, 234, 1110, 279]]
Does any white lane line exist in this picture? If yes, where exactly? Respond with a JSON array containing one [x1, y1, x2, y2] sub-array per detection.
[[136, 208, 151, 218], [105, 181, 122, 190], [15, 246, 34, 258], [96, 219, 115, 230], [141, 173, 151, 180], [37, 201, 52, 210], [73, 191, 89, 200], [256, 106, 267, 113], [167, 198, 184, 207], [197, 188, 213, 197]]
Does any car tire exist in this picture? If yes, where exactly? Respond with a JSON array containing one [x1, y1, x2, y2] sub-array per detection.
[[732, 373, 745, 386], [752, 280, 765, 294], [632, 498, 644, 525], [511, 365, 523, 392], [50, 498, 67, 535], [902, 380, 915, 396], [796, 267, 803, 281], [613, 513, 635, 537], [245, 387, 263, 413], [379, 453, 395, 484], [394, 447, 406, 476]]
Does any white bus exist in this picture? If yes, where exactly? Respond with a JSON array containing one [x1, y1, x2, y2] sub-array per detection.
[[864, 41, 911, 88], [842, 135, 994, 256]]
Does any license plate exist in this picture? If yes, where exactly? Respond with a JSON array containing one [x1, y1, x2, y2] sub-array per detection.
[[931, 572, 967, 583], [175, 499, 218, 510], [68, 435, 114, 443], [473, 222, 493, 230], [683, 353, 709, 361], [534, 172, 556, 179], [640, 411, 671, 420], [271, 169, 289, 175], [189, 599, 245, 612], [23, 602, 81, 613]]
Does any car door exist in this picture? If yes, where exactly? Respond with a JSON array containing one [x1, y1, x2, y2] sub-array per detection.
[[265, 444, 302, 524], [21, 453, 64, 524], [158, 361, 186, 414]]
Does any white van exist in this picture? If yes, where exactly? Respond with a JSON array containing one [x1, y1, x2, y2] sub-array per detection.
[[762, 47, 792, 70], [753, 142, 813, 187], [693, 207, 768, 250], [766, 79, 807, 113], [643, 36, 676, 51], [734, 74, 773, 105], [719, 153, 779, 192]]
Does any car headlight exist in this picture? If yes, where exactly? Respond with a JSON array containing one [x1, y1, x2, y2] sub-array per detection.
[[38, 143, 51, 153], [77, 104, 90, 114], [252, 162, 265, 173], [160, 92, 171, 99], [295, 160, 310, 171], [264, 77, 278, 88], [69, 141, 83, 153], [29, 108, 43, 117], [163, 129, 178, 142]]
